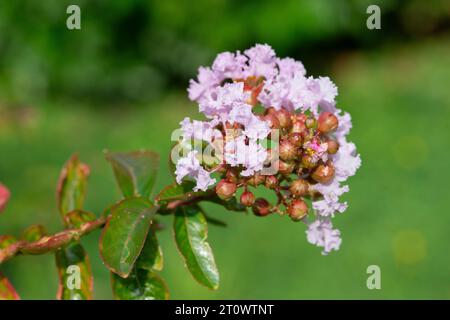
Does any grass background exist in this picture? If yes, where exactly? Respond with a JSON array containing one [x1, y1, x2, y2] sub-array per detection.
[[0, 1, 449, 299]]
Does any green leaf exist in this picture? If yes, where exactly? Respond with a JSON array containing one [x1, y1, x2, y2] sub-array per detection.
[[111, 269, 168, 300], [0, 271, 20, 300], [155, 181, 206, 206], [57, 155, 89, 224], [20, 225, 47, 243], [64, 210, 97, 229], [105, 151, 159, 199], [174, 205, 219, 290], [99, 198, 157, 277], [136, 229, 163, 272], [55, 243, 93, 300]]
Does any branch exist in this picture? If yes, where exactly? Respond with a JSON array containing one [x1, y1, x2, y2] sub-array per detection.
[[0, 217, 106, 264]]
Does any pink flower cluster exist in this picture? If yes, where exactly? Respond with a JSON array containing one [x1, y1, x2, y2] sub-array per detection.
[[175, 44, 361, 255]]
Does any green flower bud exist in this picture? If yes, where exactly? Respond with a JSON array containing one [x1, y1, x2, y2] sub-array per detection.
[[305, 117, 316, 129]]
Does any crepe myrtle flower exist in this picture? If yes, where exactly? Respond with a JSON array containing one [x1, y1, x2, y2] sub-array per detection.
[[174, 44, 361, 254]]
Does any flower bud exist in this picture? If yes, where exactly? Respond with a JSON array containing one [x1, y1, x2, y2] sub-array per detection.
[[289, 179, 309, 197], [266, 107, 277, 115], [326, 139, 339, 154], [305, 117, 316, 129], [288, 199, 309, 221], [247, 174, 265, 186], [317, 112, 338, 133], [265, 175, 278, 189], [263, 113, 280, 129], [252, 198, 271, 216], [275, 109, 292, 128], [240, 191, 255, 207], [278, 160, 295, 175], [215, 180, 237, 200], [294, 114, 307, 123], [279, 140, 297, 161], [291, 121, 306, 134], [301, 128, 313, 142], [226, 170, 238, 183], [312, 163, 335, 183], [301, 154, 317, 169], [289, 132, 303, 147]]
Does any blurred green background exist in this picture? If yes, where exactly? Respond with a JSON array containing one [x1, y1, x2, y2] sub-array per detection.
[[1, 0, 449, 299]]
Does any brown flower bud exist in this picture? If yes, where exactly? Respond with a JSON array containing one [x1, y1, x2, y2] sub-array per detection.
[[289, 179, 309, 197], [301, 128, 313, 142], [265, 175, 279, 189], [279, 140, 297, 161], [240, 191, 255, 207], [266, 107, 277, 115], [215, 180, 237, 200], [294, 114, 307, 123], [263, 113, 280, 129], [291, 121, 306, 134], [225, 170, 238, 183], [278, 160, 295, 175], [301, 154, 317, 169], [252, 198, 271, 216], [247, 174, 266, 187], [326, 140, 339, 154], [289, 132, 303, 147], [312, 163, 335, 183], [317, 112, 338, 133], [275, 109, 292, 128], [288, 199, 309, 221]]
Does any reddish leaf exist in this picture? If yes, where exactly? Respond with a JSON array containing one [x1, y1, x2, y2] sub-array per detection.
[[0, 271, 20, 300], [57, 155, 90, 225]]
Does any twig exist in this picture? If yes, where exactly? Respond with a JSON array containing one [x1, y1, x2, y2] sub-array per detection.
[[0, 217, 106, 264]]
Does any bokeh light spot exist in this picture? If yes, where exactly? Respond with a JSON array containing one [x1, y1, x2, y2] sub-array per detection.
[[392, 229, 427, 266]]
